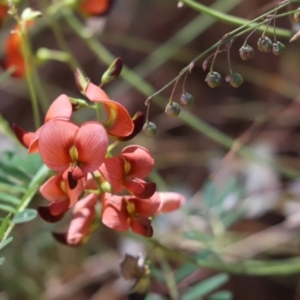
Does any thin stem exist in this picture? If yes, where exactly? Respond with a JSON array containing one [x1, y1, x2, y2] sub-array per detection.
[[21, 25, 41, 129]]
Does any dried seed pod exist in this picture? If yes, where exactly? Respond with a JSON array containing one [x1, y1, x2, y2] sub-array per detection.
[[205, 71, 222, 88], [239, 44, 254, 60], [294, 9, 300, 23], [272, 41, 285, 56], [226, 73, 244, 88], [143, 122, 157, 136], [165, 102, 180, 117], [257, 36, 272, 52], [180, 92, 194, 106]]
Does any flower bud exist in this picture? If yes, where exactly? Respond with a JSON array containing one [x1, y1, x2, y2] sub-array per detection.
[[143, 122, 156, 136], [100, 57, 123, 86], [165, 102, 180, 117], [21, 8, 42, 21], [74, 68, 90, 94], [294, 9, 300, 23], [180, 92, 194, 106], [226, 73, 244, 88], [205, 71, 222, 88], [272, 41, 285, 56], [239, 44, 254, 60], [257, 36, 272, 52]]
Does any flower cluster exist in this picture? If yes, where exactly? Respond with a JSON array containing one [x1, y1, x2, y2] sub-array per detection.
[[13, 75, 185, 245]]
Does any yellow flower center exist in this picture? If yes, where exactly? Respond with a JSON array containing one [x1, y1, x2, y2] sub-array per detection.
[[126, 201, 135, 215], [69, 145, 79, 161]]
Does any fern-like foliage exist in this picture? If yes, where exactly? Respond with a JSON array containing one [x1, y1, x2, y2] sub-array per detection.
[[0, 150, 50, 265]]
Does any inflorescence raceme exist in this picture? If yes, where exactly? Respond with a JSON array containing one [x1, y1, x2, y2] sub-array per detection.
[[13, 72, 185, 246]]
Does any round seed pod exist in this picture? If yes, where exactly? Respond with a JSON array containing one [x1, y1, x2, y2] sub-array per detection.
[[205, 71, 222, 88], [272, 41, 285, 56], [239, 44, 254, 60], [165, 102, 180, 117], [143, 122, 157, 136], [257, 36, 272, 52], [226, 73, 244, 88], [180, 93, 194, 106]]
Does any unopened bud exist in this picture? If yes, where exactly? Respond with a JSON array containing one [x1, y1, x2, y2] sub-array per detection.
[[101, 57, 123, 86], [239, 45, 254, 60], [180, 92, 194, 106], [74, 68, 90, 94], [226, 73, 244, 88], [257, 36, 272, 52], [205, 71, 222, 88], [143, 122, 157, 137], [272, 41, 285, 56], [165, 102, 180, 117]]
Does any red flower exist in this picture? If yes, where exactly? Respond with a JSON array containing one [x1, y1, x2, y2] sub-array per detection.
[[53, 193, 97, 246], [38, 172, 87, 223], [79, 0, 113, 16], [5, 21, 34, 78], [101, 193, 160, 237], [38, 119, 108, 185], [156, 192, 185, 214], [13, 94, 73, 153], [84, 82, 134, 138], [100, 145, 156, 198]]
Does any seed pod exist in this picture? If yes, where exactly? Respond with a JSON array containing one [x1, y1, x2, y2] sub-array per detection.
[[239, 44, 254, 60], [143, 122, 157, 136], [226, 73, 244, 88], [294, 9, 300, 23], [205, 71, 222, 88], [257, 36, 272, 52], [180, 92, 194, 106], [165, 102, 180, 117], [272, 41, 285, 56]]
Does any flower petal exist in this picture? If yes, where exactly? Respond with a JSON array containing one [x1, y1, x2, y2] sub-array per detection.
[[66, 194, 97, 245], [99, 156, 124, 192], [157, 192, 185, 213], [130, 217, 153, 237], [117, 111, 145, 142], [75, 121, 108, 172], [39, 120, 78, 171], [13, 124, 36, 151], [80, 0, 113, 16], [37, 203, 67, 223], [85, 82, 110, 101], [45, 94, 73, 123], [40, 173, 67, 202], [130, 193, 160, 217], [101, 194, 129, 231], [123, 178, 156, 199], [122, 146, 154, 178], [85, 83, 133, 137]]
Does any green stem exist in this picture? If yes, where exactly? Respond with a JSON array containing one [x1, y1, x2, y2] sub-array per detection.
[[62, 9, 300, 180], [1, 165, 50, 242], [179, 0, 294, 38], [150, 240, 300, 276], [21, 28, 41, 129]]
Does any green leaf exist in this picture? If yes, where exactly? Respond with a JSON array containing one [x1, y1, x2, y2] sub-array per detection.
[[12, 209, 37, 224], [182, 273, 229, 300], [175, 264, 198, 283], [0, 204, 16, 213], [0, 193, 21, 205], [0, 236, 13, 250], [0, 214, 11, 238], [0, 257, 5, 265], [0, 68, 15, 84], [0, 182, 26, 194], [209, 290, 233, 300], [145, 294, 168, 300]]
